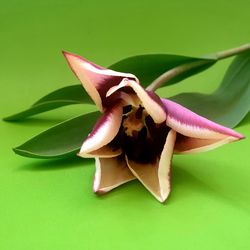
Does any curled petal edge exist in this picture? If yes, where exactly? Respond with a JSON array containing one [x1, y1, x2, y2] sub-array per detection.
[[93, 157, 136, 194], [63, 51, 138, 111], [79, 104, 123, 156], [107, 79, 166, 123], [126, 129, 176, 202]]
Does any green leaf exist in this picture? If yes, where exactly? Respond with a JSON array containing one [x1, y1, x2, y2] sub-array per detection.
[[169, 50, 250, 128], [110, 54, 216, 87], [4, 54, 215, 121], [4, 85, 93, 121], [13, 111, 100, 158]]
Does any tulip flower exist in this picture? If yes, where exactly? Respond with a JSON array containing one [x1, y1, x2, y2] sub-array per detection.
[[63, 51, 244, 202]]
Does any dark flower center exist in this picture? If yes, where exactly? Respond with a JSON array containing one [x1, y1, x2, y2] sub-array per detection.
[[110, 105, 169, 163]]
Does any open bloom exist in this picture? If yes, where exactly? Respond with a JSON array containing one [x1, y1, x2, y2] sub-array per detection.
[[63, 51, 244, 202]]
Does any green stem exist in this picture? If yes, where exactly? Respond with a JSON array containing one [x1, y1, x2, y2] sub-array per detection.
[[147, 43, 250, 91]]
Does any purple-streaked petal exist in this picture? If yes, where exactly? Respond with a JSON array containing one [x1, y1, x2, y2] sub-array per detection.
[[79, 104, 123, 156], [107, 79, 166, 123], [162, 98, 244, 140], [93, 157, 136, 194], [63, 51, 138, 111], [126, 129, 176, 202]]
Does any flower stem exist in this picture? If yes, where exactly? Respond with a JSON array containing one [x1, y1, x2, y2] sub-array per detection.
[[147, 43, 250, 91], [215, 44, 250, 59]]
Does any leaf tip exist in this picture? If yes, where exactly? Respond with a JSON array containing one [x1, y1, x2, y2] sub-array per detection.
[[12, 146, 22, 155], [12, 146, 33, 158], [2, 115, 13, 121]]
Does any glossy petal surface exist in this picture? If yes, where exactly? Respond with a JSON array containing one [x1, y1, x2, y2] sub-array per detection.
[[126, 129, 176, 202], [63, 51, 137, 111], [162, 98, 244, 153], [94, 157, 135, 194], [79, 104, 123, 156], [107, 79, 166, 123]]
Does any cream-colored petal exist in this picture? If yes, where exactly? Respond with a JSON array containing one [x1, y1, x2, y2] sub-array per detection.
[[174, 134, 237, 154], [126, 129, 176, 202], [79, 145, 122, 158], [94, 157, 136, 194], [79, 104, 123, 155], [107, 79, 166, 123]]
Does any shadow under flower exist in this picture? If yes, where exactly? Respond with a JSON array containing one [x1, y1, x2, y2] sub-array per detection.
[[170, 158, 250, 214], [15, 153, 250, 215]]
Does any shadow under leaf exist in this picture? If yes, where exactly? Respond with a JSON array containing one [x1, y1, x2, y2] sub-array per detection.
[[18, 156, 93, 172], [237, 111, 250, 127], [5, 116, 67, 127]]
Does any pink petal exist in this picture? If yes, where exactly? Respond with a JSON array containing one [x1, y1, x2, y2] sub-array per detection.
[[126, 129, 176, 202], [63, 51, 138, 111], [161, 99, 244, 153], [94, 157, 136, 194], [107, 79, 166, 123], [79, 104, 123, 156]]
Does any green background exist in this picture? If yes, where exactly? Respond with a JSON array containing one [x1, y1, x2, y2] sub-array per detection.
[[1, 0, 250, 249]]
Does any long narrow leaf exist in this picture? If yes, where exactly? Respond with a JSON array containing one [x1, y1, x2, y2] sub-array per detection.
[[169, 50, 250, 128], [4, 54, 215, 121], [13, 111, 100, 158], [4, 85, 93, 121], [110, 54, 215, 86]]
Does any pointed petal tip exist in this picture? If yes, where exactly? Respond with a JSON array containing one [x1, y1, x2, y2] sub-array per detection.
[[159, 196, 168, 203], [155, 192, 169, 203], [162, 98, 245, 140], [62, 50, 73, 58], [230, 132, 245, 141], [93, 187, 106, 195], [77, 151, 86, 158], [62, 50, 86, 62], [238, 133, 245, 140], [61, 50, 68, 55], [95, 190, 106, 195]]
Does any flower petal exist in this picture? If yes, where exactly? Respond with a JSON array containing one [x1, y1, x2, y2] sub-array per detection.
[[78, 145, 122, 158], [174, 134, 240, 154], [63, 51, 138, 111], [161, 99, 244, 153], [79, 104, 123, 156], [94, 157, 136, 194], [106, 79, 166, 123], [126, 129, 176, 202]]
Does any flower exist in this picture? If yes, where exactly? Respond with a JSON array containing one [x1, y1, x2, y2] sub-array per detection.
[[63, 51, 244, 203]]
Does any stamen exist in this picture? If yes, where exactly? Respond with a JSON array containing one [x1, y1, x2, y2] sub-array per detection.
[[123, 113, 144, 137], [109, 106, 170, 164], [123, 105, 132, 114], [135, 105, 144, 119]]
